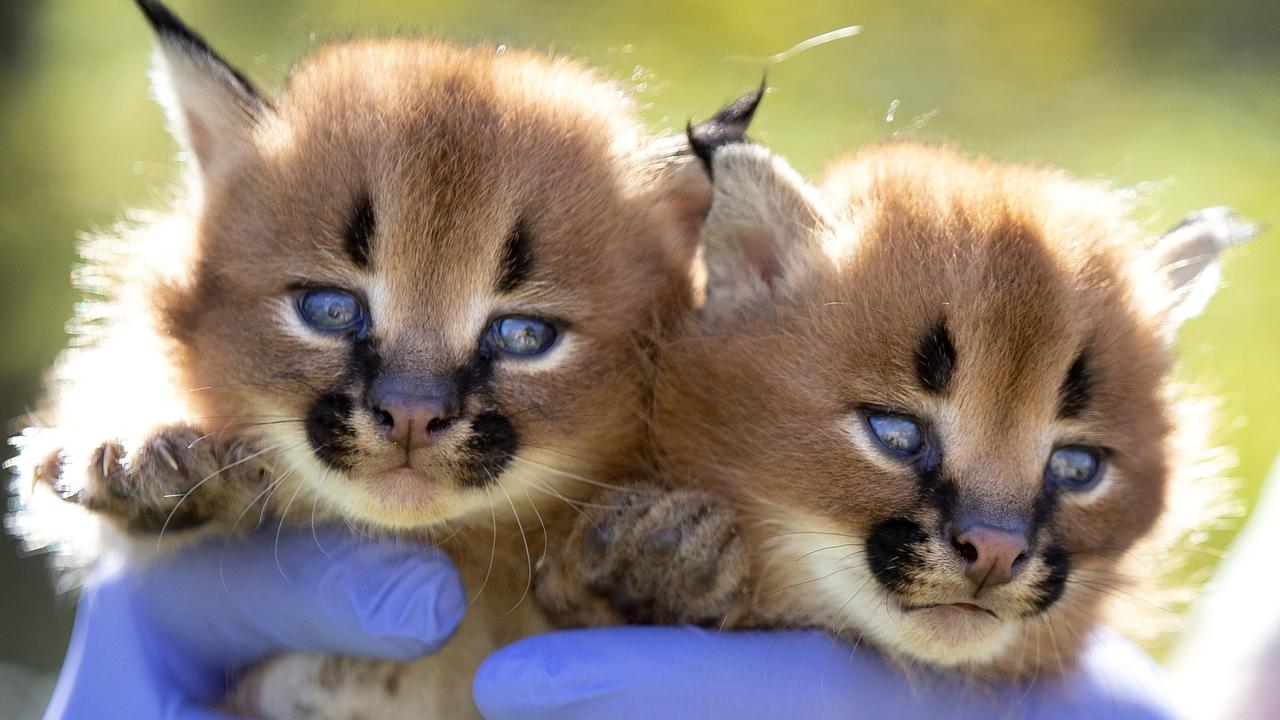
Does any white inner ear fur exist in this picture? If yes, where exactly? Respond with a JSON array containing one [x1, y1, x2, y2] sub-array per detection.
[[149, 40, 265, 180], [1145, 206, 1257, 335], [699, 144, 837, 329]]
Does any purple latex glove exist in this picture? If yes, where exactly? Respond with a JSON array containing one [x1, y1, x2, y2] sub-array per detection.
[[46, 527, 465, 720], [474, 626, 1180, 720]]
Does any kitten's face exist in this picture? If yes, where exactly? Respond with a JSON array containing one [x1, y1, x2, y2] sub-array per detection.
[[660, 142, 1244, 672], [152, 34, 692, 528]]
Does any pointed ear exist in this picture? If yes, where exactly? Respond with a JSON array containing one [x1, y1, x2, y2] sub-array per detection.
[[1145, 206, 1258, 335], [642, 84, 766, 279], [696, 142, 836, 330], [136, 0, 270, 174], [687, 80, 765, 178]]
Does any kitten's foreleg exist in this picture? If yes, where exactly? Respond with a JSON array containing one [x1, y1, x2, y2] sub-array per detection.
[[535, 484, 753, 627]]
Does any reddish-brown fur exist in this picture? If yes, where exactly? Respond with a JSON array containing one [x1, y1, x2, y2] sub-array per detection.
[[644, 141, 1240, 678], [537, 139, 1245, 681], [10, 11, 707, 719]]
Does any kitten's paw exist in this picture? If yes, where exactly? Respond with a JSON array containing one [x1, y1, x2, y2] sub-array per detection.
[[544, 486, 750, 626], [35, 425, 268, 533]]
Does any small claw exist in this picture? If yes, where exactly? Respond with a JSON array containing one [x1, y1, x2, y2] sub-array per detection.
[[32, 452, 63, 493], [100, 444, 119, 478], [53, 478, 81, 503], [154, 441, 180, 472]]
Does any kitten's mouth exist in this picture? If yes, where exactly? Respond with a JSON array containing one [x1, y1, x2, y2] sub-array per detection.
[[358, 467, 447, 516], [373, 467, 432, 484], [904, 601, 999, 619]]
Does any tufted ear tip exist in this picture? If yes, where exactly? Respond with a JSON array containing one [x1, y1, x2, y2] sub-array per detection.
[[135, 0, 269, 175], [686, 79, 767, 178], [1149, 206, 1260, 333]]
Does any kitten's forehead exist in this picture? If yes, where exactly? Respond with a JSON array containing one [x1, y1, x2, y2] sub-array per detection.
[[208, 39, 643, 346], [815, 149, 1164, 482], [842, 156, 1132, 387]]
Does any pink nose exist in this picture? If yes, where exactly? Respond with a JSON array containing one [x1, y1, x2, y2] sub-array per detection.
[[951, 525, 1029, 589], [368, 375, 459, 444]]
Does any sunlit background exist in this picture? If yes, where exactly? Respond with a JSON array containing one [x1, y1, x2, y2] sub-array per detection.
[[2, 1, 1276, 714]]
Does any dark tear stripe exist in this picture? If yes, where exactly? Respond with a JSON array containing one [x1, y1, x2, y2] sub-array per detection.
[[1058, 351, 1092, 419], [344, 194, 376, 268], [1029, 482, 1061, 537], [348, 338, 382, 404], [496, 219, 535, 293], [918, 469, 958, 528], [914, 320, 956, 395]]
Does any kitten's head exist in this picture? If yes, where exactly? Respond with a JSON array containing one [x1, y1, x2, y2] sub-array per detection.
[[135, 1, 711, 528], [659, 138, 1253, 674]]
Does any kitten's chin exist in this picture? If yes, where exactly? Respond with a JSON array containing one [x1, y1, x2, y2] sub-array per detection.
[[309, 465, 480, 530], [889, 603, 1019, 668]]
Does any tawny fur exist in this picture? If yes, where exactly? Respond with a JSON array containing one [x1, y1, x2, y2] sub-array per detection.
[[8, 5, 708, 718], [541, 139, 1251, 683]]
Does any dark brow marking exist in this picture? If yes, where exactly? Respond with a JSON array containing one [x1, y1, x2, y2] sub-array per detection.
[[914, 320, 957, 395], [496, 219, 535, 293], [1058, 351, 1092, 418], [344, 194, 376, 268]]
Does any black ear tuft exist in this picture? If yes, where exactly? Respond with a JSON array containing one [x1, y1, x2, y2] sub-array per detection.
[[686, 78, 766, 177], [134, 0, 264, 107]]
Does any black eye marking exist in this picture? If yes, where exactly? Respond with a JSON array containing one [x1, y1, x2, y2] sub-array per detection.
[[454, 352, 496, 398], [1058, 351, 1092, 419], [914, 320, 956, 395], [348, 338, 383, 400], [459, 411, 519, 487], [305, 391, 357, 470], [344, 194, 376, 268], [918, 471, 958, 524], [1030, 480, 1061, 535], [496, 219, 535, 293]]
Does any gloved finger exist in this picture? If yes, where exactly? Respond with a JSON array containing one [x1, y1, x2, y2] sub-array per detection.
[[474, 627, 882, 720], [169, 704, 244, 720], [127, 526, 466, 673], [473, 626, 1177, 720]]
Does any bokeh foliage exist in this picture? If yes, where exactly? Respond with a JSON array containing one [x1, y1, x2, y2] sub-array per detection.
[[2, 0, 1276, 674]]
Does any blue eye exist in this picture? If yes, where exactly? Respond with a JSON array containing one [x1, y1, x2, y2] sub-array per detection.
[[865, 412, 926, 457], [1045, 446, 1104, 491], [489, 316, 557, 356], [297, 289, 365, 333]]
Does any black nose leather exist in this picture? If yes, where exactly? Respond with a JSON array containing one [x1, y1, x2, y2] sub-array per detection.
[[949, 523, 1029, 589], [368, 374, 459, 444]]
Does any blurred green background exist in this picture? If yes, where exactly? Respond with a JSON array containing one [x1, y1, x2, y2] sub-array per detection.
[[1, 0, 1276, 700]]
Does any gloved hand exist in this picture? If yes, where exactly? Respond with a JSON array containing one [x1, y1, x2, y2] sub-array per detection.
[[46, 527, 465, 720], [474, 626, 1179, 720]]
